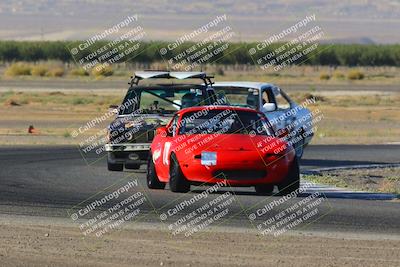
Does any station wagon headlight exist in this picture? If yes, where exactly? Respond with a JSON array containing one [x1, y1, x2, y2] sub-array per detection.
[[107, 129, 118, 143], [125, 132, 134, 141]]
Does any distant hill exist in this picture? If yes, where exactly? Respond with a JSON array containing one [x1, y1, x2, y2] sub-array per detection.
[[0, 0, 399, 43], [322, 37, 376, 45], [1, 0, 400, 19]]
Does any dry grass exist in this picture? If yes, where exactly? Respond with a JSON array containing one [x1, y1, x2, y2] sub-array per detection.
[[285, 92, 400, 144], [46, 67, 65, 77], [4, 63, 31, 76], [91, 64, 114, 77], [30, 65, 48, 77], [0, 88, 399, 145], [4, 62, 66, 77], [70, 68, 89, 76], [2, 63, 400, 85], [347, 70, 365, 80], [319, 73, 331, 80], [0, 90, 121, 107], [305, 167, 400, 194]]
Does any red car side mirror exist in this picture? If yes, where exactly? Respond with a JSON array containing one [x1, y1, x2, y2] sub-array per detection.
[[277, 128, 289, 139], [156, 126, 168, 137]]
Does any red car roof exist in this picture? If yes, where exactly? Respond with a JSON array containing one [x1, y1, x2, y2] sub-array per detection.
[[177, 105, 260, 115]]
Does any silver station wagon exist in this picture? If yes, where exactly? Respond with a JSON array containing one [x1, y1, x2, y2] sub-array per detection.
[[213, 82, 314, 159]]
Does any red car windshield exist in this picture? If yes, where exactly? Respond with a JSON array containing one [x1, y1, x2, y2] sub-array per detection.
[[178, 109, 273, 136]]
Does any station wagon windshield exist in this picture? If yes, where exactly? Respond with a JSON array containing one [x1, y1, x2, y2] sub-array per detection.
[[216, 87, 259, 109], [119, 87, 208, 115]]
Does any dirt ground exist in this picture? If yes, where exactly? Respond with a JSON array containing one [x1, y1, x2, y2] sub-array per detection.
[[306, 167, 400, 194], [0, 215, 399, 267]]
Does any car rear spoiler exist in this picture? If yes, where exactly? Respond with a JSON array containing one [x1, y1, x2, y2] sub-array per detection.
[[129, 70, 214, 87]]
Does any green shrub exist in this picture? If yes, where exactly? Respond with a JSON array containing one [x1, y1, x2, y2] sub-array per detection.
[[91, 64, 113, 77], [1, 41, 400, 67], [333, 71, 345, 79], [216, 67, 225, 76], [31, 65, 49, 76], [348, 70, 365, 80], [46, 67, 65, 77], [303, 92, 326, 102], [319, 73, 330, 80], [71, 97, 93, 105], [4, 99, 21, 106], [48, 91, 66, 96], [70, 68, 89, 76], [4, 63, 31, 76], [63, 131, 71, 138]]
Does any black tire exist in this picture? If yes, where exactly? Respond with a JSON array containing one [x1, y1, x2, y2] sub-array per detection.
[[107, 161, 123, 171], [169, 153, 190, 193], [254, 184, 274, 195], [125, 163, 141, 170], [278, 157, 300, 196], [146, 154, 166, 189]]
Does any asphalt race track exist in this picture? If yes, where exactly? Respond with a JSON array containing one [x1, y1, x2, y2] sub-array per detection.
[[0, 144, 399, 236]]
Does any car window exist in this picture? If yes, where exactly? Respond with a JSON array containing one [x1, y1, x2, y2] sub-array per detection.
[[261, 88, 274, 105], [119, 87, 207, 115], [168, 115, 179, 137], [178, 110, 273, 136], [215, 87, 259, 109], [273, 88, 291, 110]]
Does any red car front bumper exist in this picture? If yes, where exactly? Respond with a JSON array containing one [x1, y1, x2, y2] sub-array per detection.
[[178, 150, 293, 186]]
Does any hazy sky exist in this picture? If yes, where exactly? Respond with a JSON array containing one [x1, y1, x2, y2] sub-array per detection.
[[0, 0, 399, 43]]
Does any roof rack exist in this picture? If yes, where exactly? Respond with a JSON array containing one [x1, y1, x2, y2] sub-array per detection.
[[129, 70, 214, 87]]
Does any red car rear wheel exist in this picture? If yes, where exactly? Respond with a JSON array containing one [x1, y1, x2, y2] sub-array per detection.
[[277, 158, 300, 196]]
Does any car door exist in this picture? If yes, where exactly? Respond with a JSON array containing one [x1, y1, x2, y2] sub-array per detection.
[[261, 86, 292, 134]]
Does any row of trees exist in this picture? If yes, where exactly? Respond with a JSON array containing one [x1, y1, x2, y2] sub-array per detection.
[[0, 40, 399, 66]]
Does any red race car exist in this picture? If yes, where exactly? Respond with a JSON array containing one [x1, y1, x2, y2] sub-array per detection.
[[146, 106, 299, 195]]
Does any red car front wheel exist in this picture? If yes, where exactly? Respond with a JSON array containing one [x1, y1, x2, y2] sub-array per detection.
[[254, 184, 274, 195], [169, 153, 190, 193], [146, 153, 166, 189]]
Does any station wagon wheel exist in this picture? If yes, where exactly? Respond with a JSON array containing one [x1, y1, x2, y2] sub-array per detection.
[[278, 157, 300, 196], [107, 162, 123, 171], [107, 152, 123, 171], [169, 153, 190, 193], [146, 153, 166, 189]]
